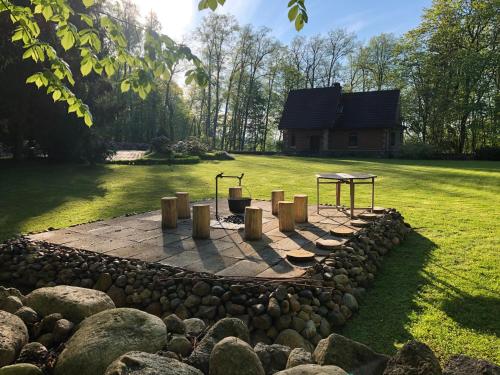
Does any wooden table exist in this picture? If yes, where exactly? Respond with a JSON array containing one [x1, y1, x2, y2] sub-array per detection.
[[316, 173, 377, 218]]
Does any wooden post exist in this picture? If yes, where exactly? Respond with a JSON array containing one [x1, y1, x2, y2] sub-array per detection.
[[161, 197, 177, 229], [278, 201, 295, 232], [294, 194, 308, 223], [192, 204, 210, 239], [271, 190, 285, 215], [228, 187, 242, 199], [244, 207, 262, 241], [175, 192, 190, 219], [336, 182, 341, 208], [349, 179, 355, 219]]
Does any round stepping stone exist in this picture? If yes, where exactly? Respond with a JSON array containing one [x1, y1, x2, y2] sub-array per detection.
[[286, 249, 315, 262], [316, 239, 344, 250], [350, 219, 370, 228], [359, 212, 380, 221], [372, 206, 386, 214], [330, 226, 357, 237]]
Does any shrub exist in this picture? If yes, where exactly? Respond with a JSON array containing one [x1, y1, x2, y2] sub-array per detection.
[[172, 137, 208, 156], [398, 142, 439, 159], [201, 151, 235, 160], [476, 146, 500, 161], [150, 136, 173, 157]]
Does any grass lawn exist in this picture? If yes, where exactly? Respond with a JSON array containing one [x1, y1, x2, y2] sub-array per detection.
[[1, 155, 499, 364]]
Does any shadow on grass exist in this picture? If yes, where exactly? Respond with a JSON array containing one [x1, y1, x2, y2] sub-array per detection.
[[0, 160, 110, 240], [341, 230, 437, 355], [442, 295, 500, 337]]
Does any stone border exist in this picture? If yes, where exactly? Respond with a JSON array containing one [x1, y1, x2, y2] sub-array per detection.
[[0, 209, 411, 347]]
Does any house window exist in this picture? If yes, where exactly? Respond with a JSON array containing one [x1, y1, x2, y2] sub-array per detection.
[[348, 132, 358, 147], [290, 134, 296, 147], [390, 131, 396, 146]]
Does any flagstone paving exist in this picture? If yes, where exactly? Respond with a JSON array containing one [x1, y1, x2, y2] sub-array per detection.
[[28, 199, 370, 279]]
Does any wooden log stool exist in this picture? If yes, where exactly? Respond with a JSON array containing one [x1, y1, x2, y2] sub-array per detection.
[[244, 207, 262, 241], [294, 194, 308, 223], [175, 192, 190, 219], [271, 190, 285, 215], [192, 204, 210, 239], [278, 201, 295, 232], [161, 197, 177, 229], [228, 187, 242, 199]]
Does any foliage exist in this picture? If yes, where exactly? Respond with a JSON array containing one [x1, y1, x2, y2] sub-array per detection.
[[172, 137, 209, 156], [476, 146, 500, 161], [0, 0, 207, 126], [397, 142, 439, 159], [150, 135, 171, 154], [0, 155, 498, 363], [110, 155, 200, 165]]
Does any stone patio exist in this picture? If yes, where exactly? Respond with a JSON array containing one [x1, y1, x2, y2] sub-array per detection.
[[28, 199, 373, 279]]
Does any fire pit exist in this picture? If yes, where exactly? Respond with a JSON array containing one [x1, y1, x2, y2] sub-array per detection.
[[228, 197, 252, 214]]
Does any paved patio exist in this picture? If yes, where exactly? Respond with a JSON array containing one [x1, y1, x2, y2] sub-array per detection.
[[28, 199, 371, 279]]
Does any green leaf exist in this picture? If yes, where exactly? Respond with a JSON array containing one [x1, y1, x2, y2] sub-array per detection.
[[12, 28, 24, 42], [42, 5, 53, 21], [288, 5, 299, 21], [287, 0, 297, 7], [295, 13, 304, 31], [52, 90, 62, 101], [207, 0, 218, 11], [61, 30, 75, 50], [82, 0, 94, 8], [84, 112, 93, 126], [120, 80, 130, 92], [104, 62, 115, 77], [80, 59, 92, 76]]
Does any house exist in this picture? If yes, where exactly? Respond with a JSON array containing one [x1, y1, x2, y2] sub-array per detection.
[[278, 83, 403, 156]]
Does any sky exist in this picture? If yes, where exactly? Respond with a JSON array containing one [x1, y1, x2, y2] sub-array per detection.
[[134, 0, 433, 43]]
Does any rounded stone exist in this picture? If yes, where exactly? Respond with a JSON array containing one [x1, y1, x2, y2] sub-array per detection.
[[0, 296, 23, 314], [52, 319, 74, 343], [0, 311, 29, 367], [184, 318, 206, 337], [25, 286, 115, 323], [0, 363, 43, 375], [286, 348, 313, 369], [54, 308, 166, 375], [14, 307, 39, 326], [104, 351, 203, 375], [164, 314, 186, 334], [275, 364, 347, 374], [209, 336, 265, 375], [192, 282, 211, 297], [167, 334, 193, 357], [274, 329, 314, 353], [342, 293, 358, 312], [17, 342, 48, 365]]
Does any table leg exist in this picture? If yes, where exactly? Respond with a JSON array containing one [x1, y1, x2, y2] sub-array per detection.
[[350, 179, 354, 219], [336, 182, 341, 210], [316, 177, 320, 213], [371, 177, 375, 212]]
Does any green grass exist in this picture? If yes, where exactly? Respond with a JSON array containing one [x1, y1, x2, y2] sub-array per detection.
[[1, 156, 499, 364]]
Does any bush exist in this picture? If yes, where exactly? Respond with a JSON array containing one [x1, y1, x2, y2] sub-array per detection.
[[150, 136, 173, 157], [201, 151, 235, 160], [476, 146, 500, 161], [109, 155, 200, 165], [398, 142, 439, 159], [172, 137, 208, 156]]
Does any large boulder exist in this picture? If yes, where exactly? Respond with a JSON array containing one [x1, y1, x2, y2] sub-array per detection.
[[254, 343, 291, 375], [0, 363, 43, 375], [383, 340, 441, 375], [275, 364, 348, 374], [209, 337, 265, 375], [275, 329, 314, 352], [105, 351, 203, 375], [313, 334, 389, 375], [286, 348, 313, 368], [184, 318, 206, 337], [187, 318, 250, 374], [0, 311, 29, 367], [54, 308, 166, 375], [443, 354, 500, 375], [25, 285, 115, 323]]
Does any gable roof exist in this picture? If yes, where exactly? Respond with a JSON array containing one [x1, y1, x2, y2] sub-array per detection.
[[278, 86, 341, 130], [278, 86, 400, 130]]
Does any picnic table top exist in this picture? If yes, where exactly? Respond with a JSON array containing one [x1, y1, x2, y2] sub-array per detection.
[[316, 172, 377, 180]]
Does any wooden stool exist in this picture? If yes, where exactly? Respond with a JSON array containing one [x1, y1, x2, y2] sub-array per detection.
[[294, 194, 308, 223], [278, 201, 295, 232], [244, 207, 262, 241], [228, 187, 242, 199], [175, 192, 190, 219], [192, 204, 210, 239], [271, 190, 284, 215], [161, 197, 177, 229]]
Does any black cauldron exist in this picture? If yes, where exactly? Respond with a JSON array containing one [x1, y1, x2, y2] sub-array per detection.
[[228, 197, 252, 214]]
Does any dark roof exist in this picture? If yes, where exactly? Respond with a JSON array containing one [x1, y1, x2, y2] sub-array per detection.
[[278, 86, 341, 130], [278, 87, 400, 130]]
